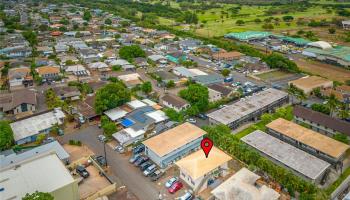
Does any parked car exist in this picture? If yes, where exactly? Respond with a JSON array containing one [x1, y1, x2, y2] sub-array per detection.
[[197, 113, 207, 120], [76, 165, 89, 178], [97, 135, 107, 142], [129, 154, 141, 163], [133, 144, 145, 154], [168, 181, 183, 194], [165, 177, 179, 188], [140, 161, 152, 171], [114, 145, 125, 153], [134, 156, 149, 167], [78, 115, 85, 124], [96, 156, 106, 166], [150, 170, 164, 181], [186, 118, 196, 124], [143, 164, 157, 176], [179, 192, 193, 200]]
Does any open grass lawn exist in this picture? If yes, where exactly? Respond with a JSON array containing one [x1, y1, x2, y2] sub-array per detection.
[[159, 3, 338, 37], [256, 70, 294, 81]]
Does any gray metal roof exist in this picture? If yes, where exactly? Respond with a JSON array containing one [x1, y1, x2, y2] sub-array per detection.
[[0, 141, 69, 168]]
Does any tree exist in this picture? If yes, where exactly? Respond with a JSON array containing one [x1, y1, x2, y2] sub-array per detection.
[[102, 121, 117, 138], [36, 133, 46, 145], [221, 69, 230, 77], [262, 23, 274, 30], [166, 80, 175, 88], [105, 18, 112, 25], [141, 81, 152, 94], [326, 94, 339, 116], [328, 28, 336, 34], [83, 10, 92, 21], [119, 45, 145, 62], [282, 15, 294, 22], [183, 11, 198, 24], [311, 103, 330, 115], [254, 18, 262, 23], [22, 30, 38, 47], [94, 82, 131, 114], [264, 53, 299, 73], [23, 191, 54, 200], [179, 84, 209, 112], [0, 121, 14, 150], [236, 20, 245, 26], [164, 108, 184, 122]]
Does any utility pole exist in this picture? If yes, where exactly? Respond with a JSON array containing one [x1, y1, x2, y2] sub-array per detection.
[[103, 141, 107, 166]]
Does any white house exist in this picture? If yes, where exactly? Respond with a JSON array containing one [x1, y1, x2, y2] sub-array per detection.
[[175, 146, 232, 193]]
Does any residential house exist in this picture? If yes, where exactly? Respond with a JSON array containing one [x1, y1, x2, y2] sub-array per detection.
[[10, 108, 65, 145], [0, 90, 37, 114], [175, 146, 232, 193], [53, 86, 81, 101], [211, 168, 280, 200], [207, 84, 234, 102], [160, 94, 190, 112], [78, 48, 100, 63], [192, 74, 224, 86], [143, 123, 206, 168], [36, 66, 60, 81], [8, 67, 33, 90], [0, 46, 31, 58], [293, 105, 350, 137], [88, 62, 109, 71]]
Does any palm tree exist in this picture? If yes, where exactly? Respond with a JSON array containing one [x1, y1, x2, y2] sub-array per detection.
[[326, 94, 339, 117], [287, 84, 297, 105]]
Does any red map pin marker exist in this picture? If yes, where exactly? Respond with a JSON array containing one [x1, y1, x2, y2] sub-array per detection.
[[201, 138, 213, 158]]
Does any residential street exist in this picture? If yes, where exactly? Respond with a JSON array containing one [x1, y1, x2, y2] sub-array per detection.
[[58, 126, 159, 200]]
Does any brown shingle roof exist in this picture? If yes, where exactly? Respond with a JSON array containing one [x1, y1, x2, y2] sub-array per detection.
[[208, 84, 232, 96], [0, 90, 37, 112], [36, 66, 60, 75], [294, 105, 350, 136], [161, 94, 188, 108]]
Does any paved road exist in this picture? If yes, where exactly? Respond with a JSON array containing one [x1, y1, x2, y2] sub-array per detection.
[[59, 126, 159, 200]]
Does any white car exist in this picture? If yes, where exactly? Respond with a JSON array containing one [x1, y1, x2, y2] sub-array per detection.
[[114, 145, 125, 153], [97, 135, 106, 142], [179, 192, 193, 200], [165, 177, 179, 188], [186, 118, 196, 124]]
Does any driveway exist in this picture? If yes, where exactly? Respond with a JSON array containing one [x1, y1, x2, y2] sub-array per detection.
[[59, 126, 159, 200]]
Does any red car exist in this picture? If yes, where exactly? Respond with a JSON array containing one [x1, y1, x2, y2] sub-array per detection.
[[168, 181, 183, 194]]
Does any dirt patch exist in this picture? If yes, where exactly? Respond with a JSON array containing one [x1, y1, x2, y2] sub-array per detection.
[[295, 58, 350, 82], [108, 187, 139, 200], [63, 144, 94, 162], [79, 165, 112, 199]]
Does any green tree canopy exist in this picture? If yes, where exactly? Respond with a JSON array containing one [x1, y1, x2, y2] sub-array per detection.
[[83, 10, 92, 21], [0, 121, 14, 150], [264, 53, 299, 73], [94, 82, 131, 114], [119, 45, 145, 62], [221, 69, 230, 77], [179, 83, 209, 112], [22, 191, 54, 200], [141, 81, 152, 94], [105, 18, 112, 25]]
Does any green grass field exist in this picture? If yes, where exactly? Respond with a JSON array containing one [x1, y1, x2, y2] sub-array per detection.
[[256, 70, 294, 81], [158, 2, 339, 38]]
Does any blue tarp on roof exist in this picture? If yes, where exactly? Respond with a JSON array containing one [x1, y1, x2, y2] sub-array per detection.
[[121, 118, 134, 127]]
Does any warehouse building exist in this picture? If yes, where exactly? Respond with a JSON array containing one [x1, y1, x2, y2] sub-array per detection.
[[266, 118, 350, 165], [143, 122, 206, 168], [224, 31, 271, 42], [302, 46, 350, 67], [294, 105, 350, 137], [207, 88, 288, 129], [0, 152, 78, 200], [288, 76, 333, 95], [241, 130, 331, 183]]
